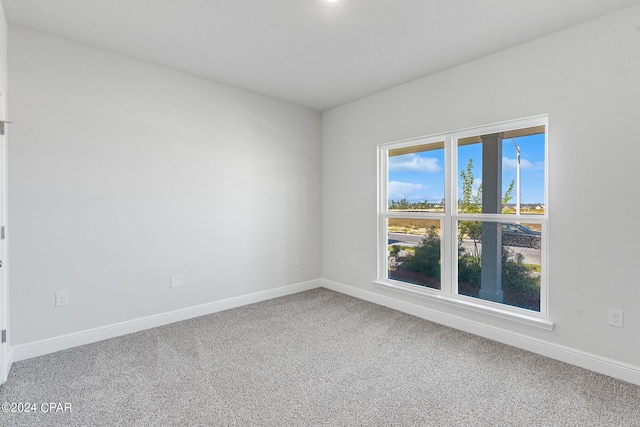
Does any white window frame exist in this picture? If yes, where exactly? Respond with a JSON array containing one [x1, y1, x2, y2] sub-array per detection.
[[376, 115, 552, 330]]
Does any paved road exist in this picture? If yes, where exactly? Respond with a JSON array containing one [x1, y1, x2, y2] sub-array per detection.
[[389, 233, 541, 265], [388, 232, 424, 246]]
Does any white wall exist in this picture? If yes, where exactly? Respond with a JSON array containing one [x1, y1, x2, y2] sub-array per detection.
[[0, 6, 6, 92], [8, 26, 322, 345], [0, 2, 8, 383], [322, 5, 640, 371]]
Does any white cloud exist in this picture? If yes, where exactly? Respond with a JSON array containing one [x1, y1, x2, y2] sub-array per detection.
[[502, 157, 543, 171], [389, 154, 442, 173], [388, 181, 429, 201]]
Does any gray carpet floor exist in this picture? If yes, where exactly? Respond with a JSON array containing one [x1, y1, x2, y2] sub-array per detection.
[[0, 288, 638, 426]]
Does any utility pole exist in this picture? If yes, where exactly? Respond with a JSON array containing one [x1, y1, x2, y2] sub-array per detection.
[[512, 140, 521, 215]]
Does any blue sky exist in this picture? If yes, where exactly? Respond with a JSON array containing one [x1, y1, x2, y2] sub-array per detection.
[[388, 133, 545, 205]]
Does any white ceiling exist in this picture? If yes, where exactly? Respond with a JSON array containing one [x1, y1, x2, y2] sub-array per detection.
[[3, 0, 639, 111]]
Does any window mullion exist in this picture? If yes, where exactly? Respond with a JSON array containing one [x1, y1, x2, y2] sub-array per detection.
[[442, 135, 454, 296], [378, 146, 389, 281]]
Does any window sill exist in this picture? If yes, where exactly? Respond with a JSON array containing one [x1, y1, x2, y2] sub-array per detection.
[[373, 280, 554, 331]]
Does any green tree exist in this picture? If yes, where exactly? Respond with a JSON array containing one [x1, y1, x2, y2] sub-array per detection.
[[502, 180, 514, 213], [458, 158, 515, 241], [458, 159, 482, 243], [459, 159, 481, 214]]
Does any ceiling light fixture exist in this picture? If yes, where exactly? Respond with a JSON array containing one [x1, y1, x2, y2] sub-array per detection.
[[325, 0, 339, 3]]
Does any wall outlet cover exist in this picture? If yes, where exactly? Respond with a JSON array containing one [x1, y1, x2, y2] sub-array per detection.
[[608, 309, 624, 328], [170, 274, 184, 288], [55, 291, 69, 307]]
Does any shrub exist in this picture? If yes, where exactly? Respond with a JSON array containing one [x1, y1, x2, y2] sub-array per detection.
[[457, 246, 539, 294], [501, 249, 539, 294], [458, 249, 482, 288], [400, 227, 441, 278], [389, 245, 400, 257]]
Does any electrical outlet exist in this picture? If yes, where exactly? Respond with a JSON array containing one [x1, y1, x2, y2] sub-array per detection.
[[608, 309, 624, 328], [55, 291, 69, 307], [295, 257, 301, 267], [350, 259, 356, 270], [170, 274, 184, 288]]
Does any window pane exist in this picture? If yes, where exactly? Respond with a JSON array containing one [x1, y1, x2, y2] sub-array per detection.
[[458, 126, 545, 215], [458, 220, 541, 311], [457, 139, 483, 213], [388, 142, 445, 212], [388, 218, 441, 290]]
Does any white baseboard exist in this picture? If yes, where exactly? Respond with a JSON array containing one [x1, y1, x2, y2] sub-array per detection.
[[321, 278, 640, 386], [12, 279, 321, 363], [11, 278, 640, 387], [1, 347, 11, 384]]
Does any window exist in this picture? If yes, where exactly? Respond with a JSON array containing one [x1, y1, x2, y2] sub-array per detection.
[[378, 116, 548, 321]]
